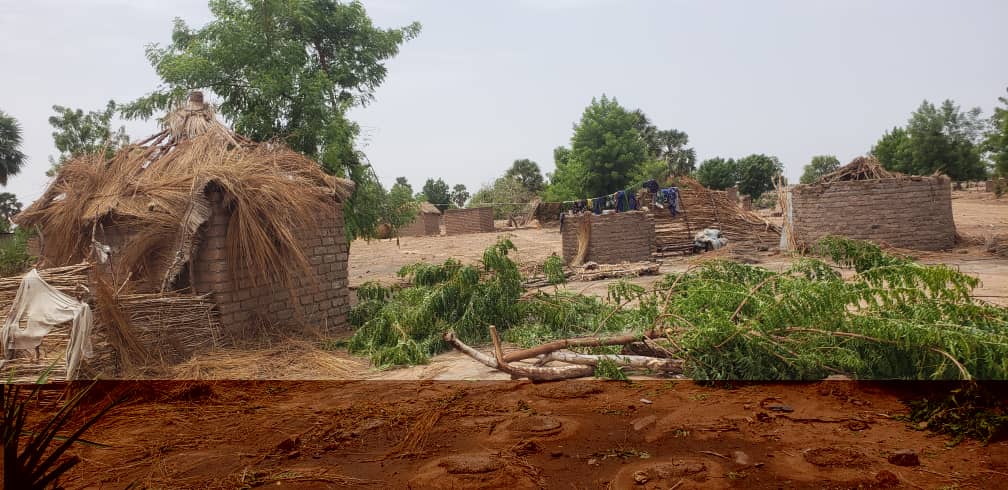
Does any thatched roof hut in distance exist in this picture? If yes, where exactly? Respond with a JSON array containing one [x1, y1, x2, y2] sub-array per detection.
[[17, 92, 355, 340]]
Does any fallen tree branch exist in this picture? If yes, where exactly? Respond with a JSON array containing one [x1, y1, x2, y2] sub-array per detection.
[[503, 329, 666, 362], [535, 350, 684, 373], [442, 331, 595, 381]]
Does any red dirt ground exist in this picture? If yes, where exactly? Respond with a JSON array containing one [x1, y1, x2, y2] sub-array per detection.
[[38, 381, 1008, 489]]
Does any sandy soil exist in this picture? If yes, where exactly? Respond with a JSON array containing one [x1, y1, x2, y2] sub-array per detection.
[[50, 380, 1007, 489]]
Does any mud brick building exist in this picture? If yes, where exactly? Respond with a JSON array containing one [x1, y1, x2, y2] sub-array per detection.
[[398, 202, 442, 237], [782, 157, 955, 251], [561, 211, 656, 265], [444, 207, 494, 235]]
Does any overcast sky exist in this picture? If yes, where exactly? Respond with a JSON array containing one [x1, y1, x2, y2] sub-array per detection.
[[2, 0, 1007, 205]]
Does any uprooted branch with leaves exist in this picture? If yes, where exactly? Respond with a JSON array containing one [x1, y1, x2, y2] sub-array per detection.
[[347, 236, 1008, 381]]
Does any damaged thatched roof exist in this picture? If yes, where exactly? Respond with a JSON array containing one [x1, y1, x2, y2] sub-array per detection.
[[419, 202, 441, 215], [17, 92, 355, 292], [816, 156, 904, 183]]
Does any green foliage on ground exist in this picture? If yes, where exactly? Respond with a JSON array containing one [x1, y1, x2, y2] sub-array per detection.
[[902, 384, 1007, 445], [347, 237, 1008, 381], [543, 254, 566, 285]]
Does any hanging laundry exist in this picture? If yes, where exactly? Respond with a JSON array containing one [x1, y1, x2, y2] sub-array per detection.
[[642, 179, 660, 194], [615, 190, 626, 212], [0, 269, 94, 379], [592, 196, 605, 215], [661, 188, 680, 217], [628, 191, 638, 210]]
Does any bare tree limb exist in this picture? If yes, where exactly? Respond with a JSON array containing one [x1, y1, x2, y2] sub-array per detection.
[[503, 329, 666, 362], [535, 350, 684, 373], [442, 331, 595, 381]]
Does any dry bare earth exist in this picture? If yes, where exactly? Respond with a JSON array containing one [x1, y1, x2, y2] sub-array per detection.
[[54, 380, 1008, 489]]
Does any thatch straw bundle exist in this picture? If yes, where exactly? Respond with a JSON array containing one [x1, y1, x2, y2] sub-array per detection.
[[816, 156, 903, 183], [16, 93, 354, 293]]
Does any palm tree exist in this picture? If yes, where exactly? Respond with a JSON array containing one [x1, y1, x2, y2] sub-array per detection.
[[0, 111, 27, 185]]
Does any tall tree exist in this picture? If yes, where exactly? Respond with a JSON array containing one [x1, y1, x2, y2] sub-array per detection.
[[469, 176, 533, 220], [655, 129, 696, 175], [871, 127, 913, 174], [122, 0, 421, 240], [544, 146, 584, 201], [984, 88, 1008, 177], [569, 95, 648, 197], [694, 157, 738, 190], [800, 155, 841, 184], [393, 176, 412, 195], [736, 154, 784, 199], [422, 178, 452, 211], [504, 159, 544, 193], [47, 101, 130, 176], [0, 192, 21, 233], [872, 99, 988, 180], [0, 111, 26, 186], [450, 184, 470, 208]]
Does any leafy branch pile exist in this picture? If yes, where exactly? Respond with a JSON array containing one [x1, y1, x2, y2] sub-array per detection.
[[348, 236, 1008, 381]]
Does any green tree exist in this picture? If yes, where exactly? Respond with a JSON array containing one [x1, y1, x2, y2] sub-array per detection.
[[984, 89, 1008, 177], [0, 111, 26, 186], [0, 193, 21, 232], [800, 155, 841, 184], [393, 176, 412, 195], [382, 179, 418, 236], [656, 130, 696, 176], [873, 99, 988, 180], [450, 184, 470, 208], [47, 101, 130, 177], [694, 157, 738, 190], [470, 176, 533, 219], [122, 0, 421, 240], [504, 159, 545, 193], [736, 154, 784, 199], [544, 146, 584, 201], [422, 178, 452, 211], [871, 127, 914, 174], [569, 95, 648, 197]]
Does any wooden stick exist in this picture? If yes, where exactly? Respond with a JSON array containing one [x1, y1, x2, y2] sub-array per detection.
[[503, 329, 665, 362], [535, 350, 683, 373], [442, 332, 595, 381]]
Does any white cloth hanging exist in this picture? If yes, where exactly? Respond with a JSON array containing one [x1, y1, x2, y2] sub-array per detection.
[[0, 269, 94, 379]]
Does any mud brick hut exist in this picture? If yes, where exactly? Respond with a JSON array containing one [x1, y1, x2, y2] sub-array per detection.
[[780, 157, 955, 251], [444, 206, 494, 235], [398, 202, 442, 237], [7, 92, 354, 381]]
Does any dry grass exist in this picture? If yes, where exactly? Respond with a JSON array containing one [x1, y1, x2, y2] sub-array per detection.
[[168, 340, 369, 380], [16, 95, 354, 294]]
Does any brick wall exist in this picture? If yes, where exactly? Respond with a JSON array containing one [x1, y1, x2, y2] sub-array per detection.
[[790, 176, 955, 251], [561, 211, 655, 264], [444, 207, 494, 235], [192, 192, 350, 338], [398, 212, 441, 237]]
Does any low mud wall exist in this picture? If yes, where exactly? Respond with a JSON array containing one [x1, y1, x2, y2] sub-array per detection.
[[561, 211, 655, 265]]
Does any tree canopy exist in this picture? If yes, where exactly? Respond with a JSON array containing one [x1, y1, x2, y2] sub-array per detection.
[[0, 111, 25, 186], [800, 155, 841, 184], [568, 95, 648, 197], [871, 99, 989, 180], [422, 178, 452, 211], [47, 101, 130, 177], [450, 184, 470, 208], [504, 159, 545, 194], [0, 192, 21, 233], [694, 157, 738, 190], [736, 154, 784, 199], [124, 0, 421, 239], [985, 89, 1008, 177]]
